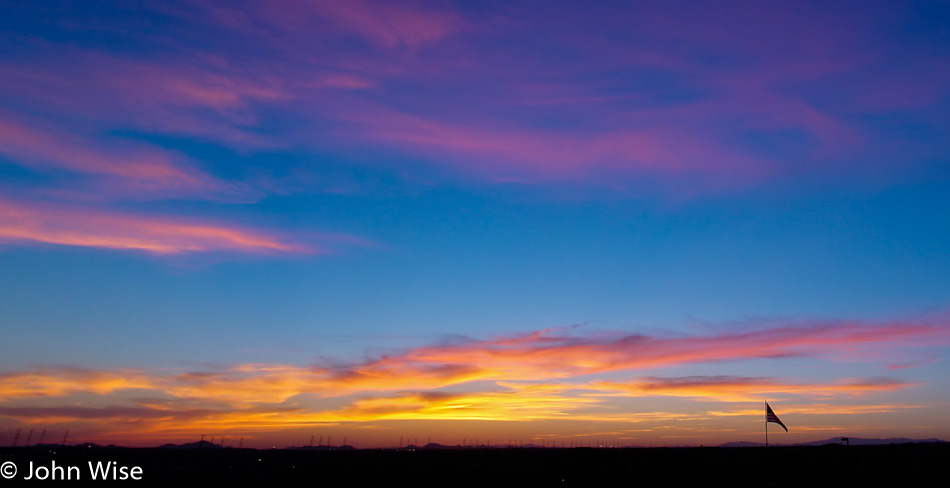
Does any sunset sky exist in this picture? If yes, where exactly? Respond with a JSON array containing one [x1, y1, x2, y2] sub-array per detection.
[[2, 0, 950, 448]]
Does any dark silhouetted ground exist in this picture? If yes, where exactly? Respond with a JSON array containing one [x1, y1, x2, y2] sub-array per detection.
[[2, 442, 945, 486]]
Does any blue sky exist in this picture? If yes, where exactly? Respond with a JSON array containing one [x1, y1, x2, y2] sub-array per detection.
[[1, 0, 949, 447]]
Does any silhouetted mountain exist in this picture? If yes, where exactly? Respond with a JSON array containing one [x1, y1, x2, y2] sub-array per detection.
[[721, 437, 945, 447], [159, 440, 221, 449], [422, 443, 451, 449]]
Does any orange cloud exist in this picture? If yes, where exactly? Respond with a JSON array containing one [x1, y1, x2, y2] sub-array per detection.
[[169, 366, 324, 405], [0, 319, 943, 444], [0, 368, 155, 398], [2, 320, 940, 405], [329, 389, 601, 422]]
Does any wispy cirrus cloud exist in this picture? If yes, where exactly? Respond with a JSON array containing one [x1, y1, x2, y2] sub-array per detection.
[[0, 114, 253, 200], [4, 1, 946, 197], [327, 104, 775, 187], [384, 320, 944, 383], [156, 319, 939, 401], [887, 357, 940, 370], [291, 0, 465, 49], [4, 319, 940, 403], [195, 0, 465, 50], [0, 198, 321, 255], [588, 376, 914, 403]]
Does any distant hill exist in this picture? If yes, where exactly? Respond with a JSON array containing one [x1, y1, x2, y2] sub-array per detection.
[[158, 440, 222, 449], [721, 437, 945, 447]]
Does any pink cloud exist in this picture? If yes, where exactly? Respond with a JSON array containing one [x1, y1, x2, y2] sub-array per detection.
[[590, 375, 914, 402], [389, 320, 946, 381], [329, 104, 775, 187], [0, 114, 252, 200], [2, 319, 939, 406], [0, 49, 287, 148], [1, 0, 941, 198], [0, 198, 314, 255], [237, 0, 465, 49], [144, 319, 950, 399], [887, 357, 939, 370], [313, 0, 464, 49]]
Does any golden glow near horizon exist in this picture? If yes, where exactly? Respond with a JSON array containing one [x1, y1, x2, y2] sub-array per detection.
[[1, 320, 944, 447]]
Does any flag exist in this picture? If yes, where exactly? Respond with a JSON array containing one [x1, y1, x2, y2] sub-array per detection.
[[766, 402, 788, 432]]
